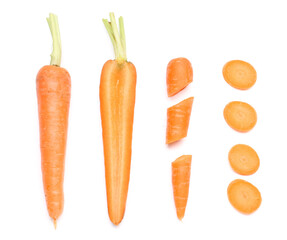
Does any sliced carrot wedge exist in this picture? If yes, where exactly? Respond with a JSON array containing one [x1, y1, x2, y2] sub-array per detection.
[[166, 97, 194, 144], [166, 57, 193, 97], [223, 60, 257, 90], [227, 179, 262, 214], [172, 155, 192, 220], [223, 101, 257, 132], [228, 144, 260, 175]]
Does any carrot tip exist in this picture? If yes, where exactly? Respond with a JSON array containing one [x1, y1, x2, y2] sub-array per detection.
[[53, 219, 57, 229]]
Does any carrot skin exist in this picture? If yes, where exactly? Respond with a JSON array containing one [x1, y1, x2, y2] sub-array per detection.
[[172, 155, 192, 220], [100, 60, 136, 225], [36, 65, 71, 221]]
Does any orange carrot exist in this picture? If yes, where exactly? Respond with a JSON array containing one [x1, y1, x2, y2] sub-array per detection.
[[166, 57, 193, 97], [227, 179, 262, 214], [36, 13, 71, 228], [172, 155, 192, 220], [228, 144, 260, 175], [223, 60, 257, 90], [100, 13, 136, 225], [223, 101, 257, 132], [166, 97, 194, 144]]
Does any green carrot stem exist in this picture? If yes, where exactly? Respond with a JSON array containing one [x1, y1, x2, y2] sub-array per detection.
[[119, 17, 126, 60], [102, 12, 127, 63], [47, 13, 62, 66]]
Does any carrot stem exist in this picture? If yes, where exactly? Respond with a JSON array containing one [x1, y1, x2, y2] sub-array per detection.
[[46, 13, 62, 67], [102, 12, 127, 63], [119, 17, 126, 59]]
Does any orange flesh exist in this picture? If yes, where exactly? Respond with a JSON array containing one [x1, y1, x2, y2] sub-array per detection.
[[166, 57, 193, 97], [223, 60, 257, 90], [36, 65, 71, 221], [166, 97, 194, 144], [100, 60, 137, 225], [172, 155, 192, 220], [228, 144, 260, 175], [223, 101, 257, 132], [227, 179, 262, 214]]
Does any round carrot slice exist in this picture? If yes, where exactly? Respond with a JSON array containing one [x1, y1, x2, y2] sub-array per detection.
[[223, 101, 257, 132], [227, 179, 262, 214], [228, 144, 260, 175], [223, 60, 257, 90]]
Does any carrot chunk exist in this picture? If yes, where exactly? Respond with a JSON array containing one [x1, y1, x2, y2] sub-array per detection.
[[223, 60, 257, 90], [228, 144, 260, 175], [172, 155, 192, 220], [166, 97, 194, 144], [224, 101, 257, 132], [166, 58, 193, 97], [227, 179, 262, 214]]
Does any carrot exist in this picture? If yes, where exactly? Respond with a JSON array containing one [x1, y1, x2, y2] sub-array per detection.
[[166, 97, 194, 144], [100, 13, 136, 225], [223, 101, 257, 132], [223, 60, 257, 90], [228, 144, 260, 175], [227, 179, 262, 214], [36, 13, 71, 228], [172, 155, 192, 220], [166, 57, 193, 97]]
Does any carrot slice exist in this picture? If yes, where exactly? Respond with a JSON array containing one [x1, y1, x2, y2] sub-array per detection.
[[228, 144, 260, 175], [227, 179, 262, 214], [223, 60, 257, 90], [166, 57, 193, 97], [166, 97, 194, 144], [223, 101, 257, 132], [172, 155, 192, 220]]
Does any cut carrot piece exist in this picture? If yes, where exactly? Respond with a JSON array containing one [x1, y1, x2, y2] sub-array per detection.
[[166, 57, 193, 97], [223, 101, 257, 132], [172, 155, 192, 220], [227, 179, 262, 214], [223, 60, 257, 90], [166, 97, 194, 144], [228, 144, 260, 175]]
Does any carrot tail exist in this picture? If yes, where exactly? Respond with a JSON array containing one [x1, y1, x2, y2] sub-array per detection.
[[172, 155, 192, 220], [53, 219, 57, 229]]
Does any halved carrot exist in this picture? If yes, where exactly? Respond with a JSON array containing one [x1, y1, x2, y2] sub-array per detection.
[[101, 13, 136, 225], [223, 101, 257, 132], [223, 60, 257, 90], [172, 155, 192, 220], [227, 179, 262, 214], [36, 13, 71, 228], [166, 57, 193, 97], [166, 97, 194, 144], [228, 144, 260, 175]]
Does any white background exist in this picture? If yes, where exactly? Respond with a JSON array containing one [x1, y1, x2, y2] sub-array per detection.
[[0, 0, 286, 239]]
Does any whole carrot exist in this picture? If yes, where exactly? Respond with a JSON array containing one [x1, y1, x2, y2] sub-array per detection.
[[100, 13, 136, 225], [36, 13, 71, 228]]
